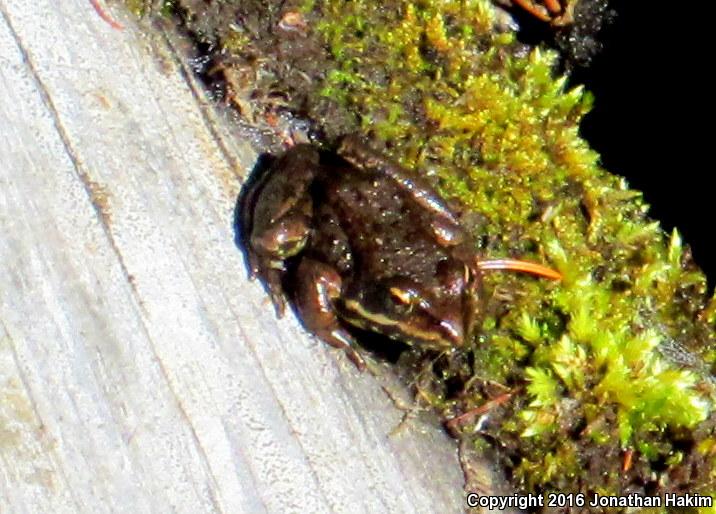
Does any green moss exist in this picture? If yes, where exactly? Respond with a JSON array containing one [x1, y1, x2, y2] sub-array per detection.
[[124, 0, 148, 16], [124, 0, 175, 17]]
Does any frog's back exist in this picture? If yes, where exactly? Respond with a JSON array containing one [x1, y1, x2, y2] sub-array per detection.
[[320, 169, 449, 280]]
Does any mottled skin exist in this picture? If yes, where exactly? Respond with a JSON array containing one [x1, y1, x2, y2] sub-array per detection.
[[242, 135, 559, 369]]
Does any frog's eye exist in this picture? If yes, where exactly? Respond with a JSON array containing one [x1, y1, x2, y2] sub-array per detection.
[[388, 286, 417, 306], [388, 286, 413, 304]]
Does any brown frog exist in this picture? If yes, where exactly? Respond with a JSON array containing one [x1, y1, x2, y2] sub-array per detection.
[[241, 135, 560, 370]]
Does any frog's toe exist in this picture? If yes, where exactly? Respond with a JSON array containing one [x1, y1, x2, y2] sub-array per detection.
[[324, 328, 366, 371], [269, 290, 287, 317], [345, 347, 367, 371], [257, 267, 288, 317]]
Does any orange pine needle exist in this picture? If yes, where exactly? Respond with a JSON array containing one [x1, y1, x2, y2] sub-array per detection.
[[477, 258, 562, 281], [622, 448, 634, 473]]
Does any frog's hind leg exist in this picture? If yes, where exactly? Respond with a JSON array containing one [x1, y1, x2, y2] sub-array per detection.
[[293, 258, 366, 370], [336, 134, 460, 225]]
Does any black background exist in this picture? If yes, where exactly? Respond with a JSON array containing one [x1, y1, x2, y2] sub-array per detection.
[[519, 2, 714, 287]]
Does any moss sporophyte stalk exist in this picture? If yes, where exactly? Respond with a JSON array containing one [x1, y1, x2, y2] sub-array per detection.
[[130, 0, 716, 507]]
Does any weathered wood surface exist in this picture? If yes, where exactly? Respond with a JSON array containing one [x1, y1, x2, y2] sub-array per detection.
[[0, 1, 466, 512]]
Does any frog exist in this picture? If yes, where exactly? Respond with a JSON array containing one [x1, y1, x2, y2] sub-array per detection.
[[240, 135, 560, 370]]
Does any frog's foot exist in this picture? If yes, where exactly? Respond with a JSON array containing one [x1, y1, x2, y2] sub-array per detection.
[[318, 328, 367, 371], [259, 266, 288, 317], [294, 258, 366, 371]]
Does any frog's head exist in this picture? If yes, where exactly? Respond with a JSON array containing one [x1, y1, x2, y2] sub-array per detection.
[[340, 263, 478, 350]]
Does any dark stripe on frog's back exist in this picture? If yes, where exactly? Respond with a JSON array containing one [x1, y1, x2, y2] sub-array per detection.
[[320, 171, 449, 281]]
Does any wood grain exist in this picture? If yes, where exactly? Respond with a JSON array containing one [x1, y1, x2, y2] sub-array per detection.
[[0, 1, 465, 512]]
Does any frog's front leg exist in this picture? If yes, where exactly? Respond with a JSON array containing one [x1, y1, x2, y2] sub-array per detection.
[[293, 258, 366, 370]]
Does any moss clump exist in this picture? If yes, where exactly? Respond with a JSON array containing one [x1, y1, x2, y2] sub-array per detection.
[[129, 0, 716, 507]]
